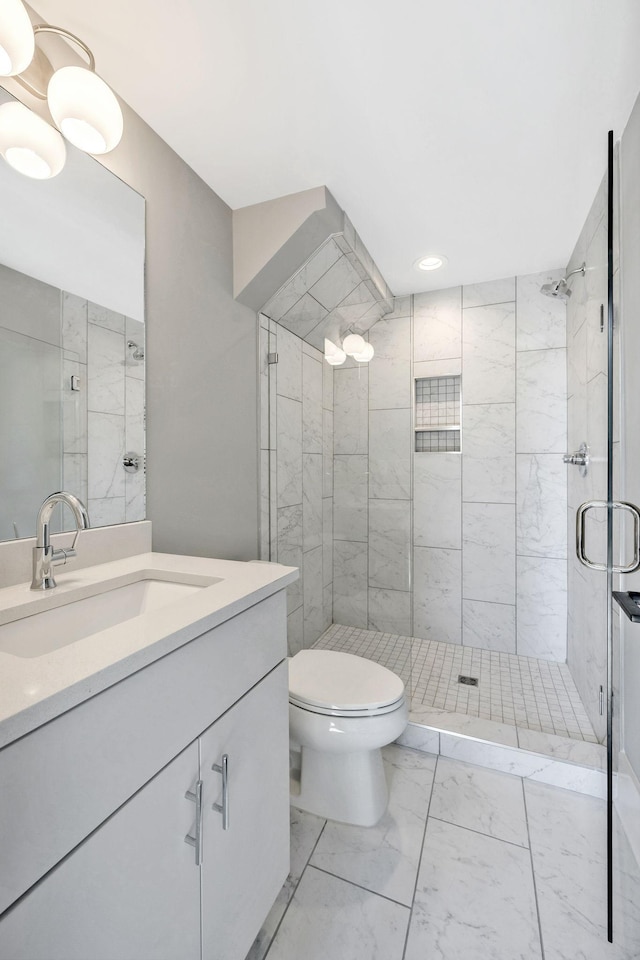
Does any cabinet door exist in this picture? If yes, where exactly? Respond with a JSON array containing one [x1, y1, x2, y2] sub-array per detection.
[[201, 662, 290, 960], [0, 742, 201, 960]]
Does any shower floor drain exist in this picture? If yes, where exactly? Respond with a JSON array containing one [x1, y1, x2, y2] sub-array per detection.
[[458, 675, 479, 687]]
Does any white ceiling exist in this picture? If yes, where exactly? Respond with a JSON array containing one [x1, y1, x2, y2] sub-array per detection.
[[33, 0, 640, 294]]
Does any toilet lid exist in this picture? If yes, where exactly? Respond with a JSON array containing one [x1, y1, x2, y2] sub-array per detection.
[[288, 650, 405, 713]]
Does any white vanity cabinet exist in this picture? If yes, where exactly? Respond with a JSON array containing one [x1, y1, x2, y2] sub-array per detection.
[[0, 743, 202, 960], [0, 587, 291, 960], [201, 662, 290, 960]]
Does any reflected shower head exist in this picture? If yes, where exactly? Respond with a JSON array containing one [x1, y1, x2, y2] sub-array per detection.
[[540, 263, 586, 301]]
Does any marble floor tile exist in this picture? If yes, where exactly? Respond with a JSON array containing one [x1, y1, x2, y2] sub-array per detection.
[[429, 756, 528, 847], [246, 809, 326, 960], [310, 745, 436, 906], [266, 865, 409, 960], [405, 818, 542, 960], [524, 779, 640, 959]]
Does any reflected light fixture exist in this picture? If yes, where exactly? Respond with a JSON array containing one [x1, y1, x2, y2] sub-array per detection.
[[415, 254, 447, 271], [0, 101, 65, 178], [0, 2, 124, 180], [0, 0, 35, 76], [324, 338, 346, 366]]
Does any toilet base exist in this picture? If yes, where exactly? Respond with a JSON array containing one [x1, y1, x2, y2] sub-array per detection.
[[292, 745, 389, 826]]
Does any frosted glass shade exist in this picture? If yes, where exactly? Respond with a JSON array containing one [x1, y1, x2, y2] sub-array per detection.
[[342, 333, 366, 356], [0, 101, 65, 178], [353, 343, 374, 363], [324, 338, 346, 366], [48, 65, 123, 154], [0, 0, 34, 76]]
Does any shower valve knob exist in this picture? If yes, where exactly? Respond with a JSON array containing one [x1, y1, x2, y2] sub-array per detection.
[[563, 442, 589, 475]]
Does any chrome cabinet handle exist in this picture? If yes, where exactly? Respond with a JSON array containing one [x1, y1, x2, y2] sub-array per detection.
[[212, 754, 229, 830], [576, 500, 640, 573], [184, 779, 204, 865]]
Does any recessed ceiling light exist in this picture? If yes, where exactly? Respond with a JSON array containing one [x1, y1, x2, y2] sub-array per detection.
[[415, 254, 447, 271]]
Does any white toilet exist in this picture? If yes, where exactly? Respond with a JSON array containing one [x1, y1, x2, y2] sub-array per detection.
[[288, 649, 408, 827]]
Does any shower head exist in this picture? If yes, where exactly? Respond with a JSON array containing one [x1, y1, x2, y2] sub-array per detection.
[[540, 263, 586, 301], [541, 278, 571, 300]]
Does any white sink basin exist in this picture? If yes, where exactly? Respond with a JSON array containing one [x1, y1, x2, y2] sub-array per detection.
[[0, 573, 220, 659]]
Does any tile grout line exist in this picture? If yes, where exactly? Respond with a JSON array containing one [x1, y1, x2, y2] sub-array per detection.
[[305, 864, 413, 911], [262, 817, 328, 960], [427, 814, 530, 851], [521, 778, 547, 960], [401, 752, 439, 960]]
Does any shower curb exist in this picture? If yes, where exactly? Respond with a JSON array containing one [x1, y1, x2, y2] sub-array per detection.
[[397, 717, 607, 799]]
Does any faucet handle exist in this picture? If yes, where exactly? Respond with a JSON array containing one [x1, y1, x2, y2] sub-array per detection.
[[51, 547, 77, 566]]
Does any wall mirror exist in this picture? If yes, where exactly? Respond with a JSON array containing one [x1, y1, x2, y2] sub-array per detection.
[[0, 87, 145, 542]]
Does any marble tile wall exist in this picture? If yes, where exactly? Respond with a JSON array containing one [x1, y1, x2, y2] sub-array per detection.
[[412, 272, 567, 659], [64, 296, 146, 527], [332, 298, 413, 635], [330, 274, 568, 660], [565, 175, 614, 742], [259, 316, 333, 654]]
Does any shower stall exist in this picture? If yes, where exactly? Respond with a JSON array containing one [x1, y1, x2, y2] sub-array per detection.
[[256, 126, 640, 947]]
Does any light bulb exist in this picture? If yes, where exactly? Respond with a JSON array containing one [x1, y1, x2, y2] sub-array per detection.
[[342, 333, 366, 356], [415, 254, 447, 271], [324, 338, 346, 366], [0, 0, 34, 76], [0, 101, 65, 179], [48, 65, 123, 154], [353, 343, 374, 363]]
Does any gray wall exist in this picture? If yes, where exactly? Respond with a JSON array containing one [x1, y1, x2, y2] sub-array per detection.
[[0, 85, 259, 562], [101, 101, 259, 560]]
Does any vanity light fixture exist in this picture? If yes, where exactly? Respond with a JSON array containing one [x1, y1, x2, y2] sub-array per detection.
[[0, 100, 65, 178], [47, 62, 123, 155], [415, 254, 447, 271], [0, 0, 35, 76], [324, 338, 346, 366], [0, 2, 124, 180]]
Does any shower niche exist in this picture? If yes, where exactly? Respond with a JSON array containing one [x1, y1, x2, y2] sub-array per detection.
[[414, 375, 461, 452]]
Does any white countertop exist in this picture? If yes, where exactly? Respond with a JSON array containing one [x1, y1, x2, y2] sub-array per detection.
[[0, 552, 297, 749]]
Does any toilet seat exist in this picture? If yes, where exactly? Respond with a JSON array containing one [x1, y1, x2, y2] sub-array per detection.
[[288, 649, 405, 718]]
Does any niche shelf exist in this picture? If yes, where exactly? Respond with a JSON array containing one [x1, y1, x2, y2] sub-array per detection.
[[414, 375, 461, 452]]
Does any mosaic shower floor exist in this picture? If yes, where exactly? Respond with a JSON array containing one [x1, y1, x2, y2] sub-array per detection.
[[314, 624, 598, 745]]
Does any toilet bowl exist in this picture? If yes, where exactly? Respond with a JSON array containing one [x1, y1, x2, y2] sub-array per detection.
[[288, 649, 408, 827]]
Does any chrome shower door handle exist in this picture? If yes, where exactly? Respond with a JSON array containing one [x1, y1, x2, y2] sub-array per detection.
[[212, 754, 229, 830], [576, 500, 640, 573], [184, 779, 204, 865]]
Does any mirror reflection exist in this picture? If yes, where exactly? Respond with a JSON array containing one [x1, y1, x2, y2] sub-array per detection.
[[0, 89, 145, 542]]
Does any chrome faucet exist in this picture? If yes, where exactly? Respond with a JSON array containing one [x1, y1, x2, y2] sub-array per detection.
[[31, 492, 90, 590]]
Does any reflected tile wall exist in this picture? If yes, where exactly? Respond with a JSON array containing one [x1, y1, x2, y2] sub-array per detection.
[[73, 297, 145, 528]]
